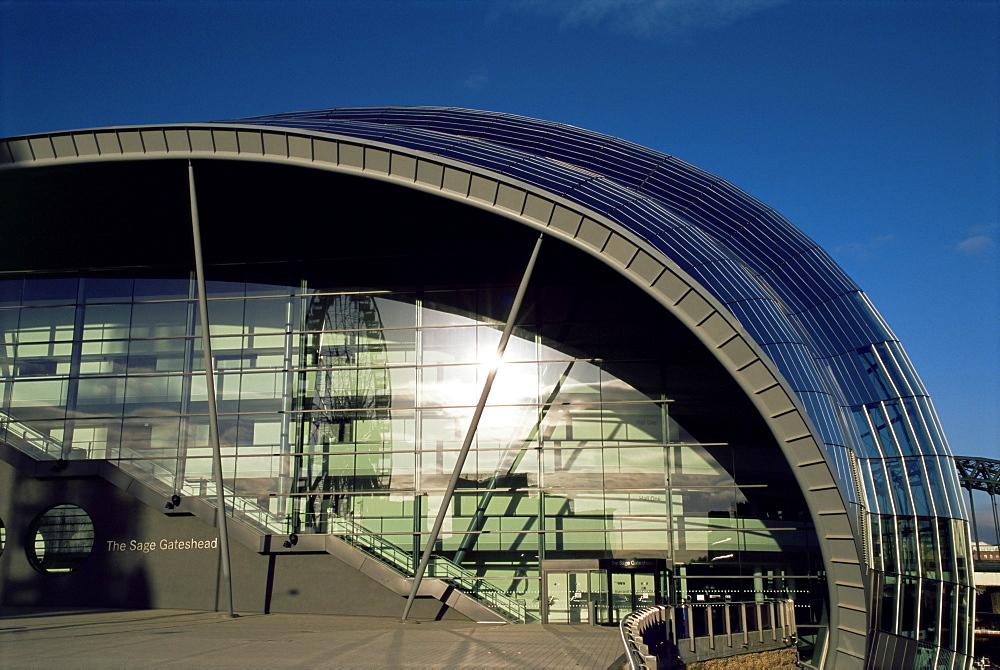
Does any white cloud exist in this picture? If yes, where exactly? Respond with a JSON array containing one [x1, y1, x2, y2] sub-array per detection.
[[463, 73, 490, 91], [955, 235, 995, 256], [835, 233, 895, 261], [518, 0, 790, 37], [955, 224, 998, 257]]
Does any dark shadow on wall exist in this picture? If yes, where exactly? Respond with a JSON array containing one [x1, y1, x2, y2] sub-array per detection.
[[263, 554, 276, 614], [0, 456, 152, 610]]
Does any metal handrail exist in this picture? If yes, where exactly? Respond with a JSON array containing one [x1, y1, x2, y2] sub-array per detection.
[[329, 515, 527, 623], [0, 410, 65, 458], [620, 600, 797, 670]]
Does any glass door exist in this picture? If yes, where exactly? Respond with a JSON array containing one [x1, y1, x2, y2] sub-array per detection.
[[609, 571, 632, 623], [635, 572, 656, 608], [543, 571, 595, 623], [592, 570, 610, 625], [608, 571, 658, 623], [566, 571, 592, 624]]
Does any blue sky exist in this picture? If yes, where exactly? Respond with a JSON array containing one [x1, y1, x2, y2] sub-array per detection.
[[2, 0, 997, 468]]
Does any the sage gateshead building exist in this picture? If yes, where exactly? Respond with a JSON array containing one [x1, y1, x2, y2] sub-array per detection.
[[0, 108, 975, 668]]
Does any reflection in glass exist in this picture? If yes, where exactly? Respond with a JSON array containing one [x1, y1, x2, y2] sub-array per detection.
[[1, 275, 824, 628]]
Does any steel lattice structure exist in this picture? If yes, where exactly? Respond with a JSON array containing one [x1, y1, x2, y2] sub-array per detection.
[[955, 457, 1000, 496]]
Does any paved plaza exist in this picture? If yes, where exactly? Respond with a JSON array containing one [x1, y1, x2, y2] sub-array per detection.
[[0, 607, 626, 669]]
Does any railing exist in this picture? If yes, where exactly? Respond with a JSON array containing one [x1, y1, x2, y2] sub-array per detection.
[[175, 477, 285, 535], [426, 555, 529, 623], [328, 516, 415, 574], [0, 410, 65, 459], [620, 600, 797, 670], [328, 516, 529, 623]]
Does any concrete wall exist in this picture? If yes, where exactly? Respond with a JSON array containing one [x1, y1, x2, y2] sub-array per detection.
[[0, 457, 463, 620]]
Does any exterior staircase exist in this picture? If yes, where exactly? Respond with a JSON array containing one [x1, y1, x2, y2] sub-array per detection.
[[0, 410, 530, 623]]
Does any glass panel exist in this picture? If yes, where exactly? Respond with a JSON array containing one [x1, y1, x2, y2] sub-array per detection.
[[918, 579, 940, 644], [0, 279, 23, 306], [82, 277, 134, 303], [130, 301, 190, 337], [27, 504, 94, 573], [610, 571, 633, 623], [918, 517, 938, 580], [133, 278, 189, 300], [879, 572, 898, 632], [897, 517, 919, 577], [899, 577, 918, 638], [22, 278, 78, 304], [937, 518, 956, 583], [591, 570, 610, 624]]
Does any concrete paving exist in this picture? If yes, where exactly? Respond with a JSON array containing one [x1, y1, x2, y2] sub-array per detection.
[[0, 607, 627, 669]]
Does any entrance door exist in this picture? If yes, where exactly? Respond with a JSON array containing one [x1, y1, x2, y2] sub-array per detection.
[[544, 571, 594, 624], [608, 571, 658, 623]]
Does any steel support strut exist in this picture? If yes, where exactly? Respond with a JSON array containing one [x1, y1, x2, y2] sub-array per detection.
[[189, 161, 236, 618], [401, 234, 544, 621]]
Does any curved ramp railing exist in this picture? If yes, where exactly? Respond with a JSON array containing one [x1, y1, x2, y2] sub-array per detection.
[[620, 600, 797, 670]]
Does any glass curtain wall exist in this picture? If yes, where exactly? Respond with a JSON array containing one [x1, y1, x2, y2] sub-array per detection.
[[0, 259, 824, 625], [849, 382, 974, 665]]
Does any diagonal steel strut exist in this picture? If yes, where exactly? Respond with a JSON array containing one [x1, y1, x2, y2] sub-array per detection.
[[189, 161, 236, 618], [401, 233, 544, 621]]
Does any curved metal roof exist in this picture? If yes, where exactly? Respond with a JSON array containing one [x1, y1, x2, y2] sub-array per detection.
[[224, 106, 962, 520]]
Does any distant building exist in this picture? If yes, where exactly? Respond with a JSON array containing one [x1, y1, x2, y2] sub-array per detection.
[[0, 108, 975, 668], [973, 543, 1000, 561]]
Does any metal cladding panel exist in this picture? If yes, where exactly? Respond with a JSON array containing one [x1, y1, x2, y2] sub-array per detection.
[[648, 225, 736, 269], [562, 177, 629, 219], [704, 179, 770, 223], [724, 298, 804, 348], [683, 259, 774, 306], [724, 210, 818, 273], [640, 168, 711, 211], [758, 342, 830, 394], [436, 139, 525, 175], [501, 156, 590, 196], [588, 142, 662, 189], [365, 127, 462, 155], [681, 183, 763, 239], [614, 198, 688, 238], [761, 247, 860, 314]]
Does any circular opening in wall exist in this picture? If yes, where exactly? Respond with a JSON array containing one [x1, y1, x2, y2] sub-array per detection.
[[26, 504, 95, 574]]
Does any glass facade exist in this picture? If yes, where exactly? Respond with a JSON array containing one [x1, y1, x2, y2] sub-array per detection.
[[0, 247, 825, 625], [0, 105, 976, 666]]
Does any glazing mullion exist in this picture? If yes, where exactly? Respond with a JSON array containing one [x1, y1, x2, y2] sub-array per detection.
[[173, 274, 197, 494], [60, 281, 86, 459], [885, 516, 903, 633], [932, 521, 947, 652], [289, 279, 311, 534], [414, 297, 423, 494]]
